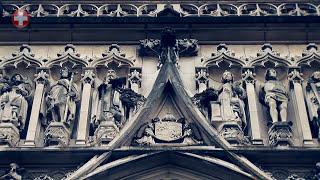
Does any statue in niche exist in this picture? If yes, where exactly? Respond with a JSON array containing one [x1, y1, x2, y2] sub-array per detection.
[[91, 69, 126, 129], [46, 67, 79, 128], [44, 67, 79, 147], [0, 73, 32, 130], [260, 68, 292, 147], [260, 68, 289, 124], [306, 71, 320, 138], [217, 70, 247, 127]]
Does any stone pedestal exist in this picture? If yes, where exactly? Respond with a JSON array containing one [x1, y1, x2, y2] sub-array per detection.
[[0, 123, 20, 147], [268, 122, 293, 147], [217, 121, 249, 145], [44, 122, 70, 147], [94, 121, 119, 146]]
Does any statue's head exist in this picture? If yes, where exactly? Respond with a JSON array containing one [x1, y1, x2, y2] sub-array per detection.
[[9, 163, 18, 171], [60, 67, 72, 79], [11, 74, 23, 85], [265, 68, 278, 81], [221, 70, 234, 83], [311, 71, 320, 81], [105, 69, 117, 83]]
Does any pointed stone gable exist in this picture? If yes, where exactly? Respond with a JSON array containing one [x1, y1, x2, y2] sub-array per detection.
[[66, 28, 272, 180]]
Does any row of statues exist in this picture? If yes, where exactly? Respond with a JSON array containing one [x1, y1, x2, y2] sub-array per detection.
[[0, 67, 320, 146], [0, 67, 145, 147]]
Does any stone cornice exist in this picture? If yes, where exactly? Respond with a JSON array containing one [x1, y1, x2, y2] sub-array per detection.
[[2, 2, 320, 17]]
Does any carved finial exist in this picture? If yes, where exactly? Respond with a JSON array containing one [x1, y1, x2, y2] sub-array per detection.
[[57, 44, 80, 58], [288, 68, 303, 85], [12, 44, 34, 58], [81, 69, 95, 86], [302, 43, 319, 57], [64, 44, 76, 53], [19, 44, 32, 54], [195, 67, 209, 93], [217, 43, 228, 53], [103, 44, 125, 58], [214, 43, 235, 57], [242, 68, 256, 84], [257, 43, 280, 57], [34, 70, 49, 85]]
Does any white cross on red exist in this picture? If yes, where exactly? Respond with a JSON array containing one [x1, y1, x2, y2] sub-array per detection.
[[12, 10, 30, 28]]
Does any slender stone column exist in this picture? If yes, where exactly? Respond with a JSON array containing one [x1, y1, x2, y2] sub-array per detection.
[[128, 67, 142, 94], [76, 69, 95, 145], [24, 69, 49, 147], [242, 68, 263, 145], [195, 67, 208, 93], [288, 68, 313, 145]]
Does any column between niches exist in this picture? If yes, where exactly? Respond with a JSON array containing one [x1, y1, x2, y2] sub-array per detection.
[[288, 68, 313, 145], [24, 69, 49, 147], [75, 68, 95, 145], [242, 68, 263, 145]]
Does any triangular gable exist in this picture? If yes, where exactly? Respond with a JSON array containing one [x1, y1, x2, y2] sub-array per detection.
[[66, 29, 272, 180]]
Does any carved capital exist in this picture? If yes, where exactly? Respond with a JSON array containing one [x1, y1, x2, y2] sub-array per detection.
[[81, 69, 95, 86], [242, 68, 256, 84], [195, 67, 208, 92], [34, 70, 49, 85], [128, 67, 142, 88], [288, 68, 304, 85]]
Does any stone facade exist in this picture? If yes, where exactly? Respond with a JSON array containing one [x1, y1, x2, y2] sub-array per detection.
[[1, 1, 320, 180]]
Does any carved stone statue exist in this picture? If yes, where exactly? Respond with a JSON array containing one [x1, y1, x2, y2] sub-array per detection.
[[90, 69, 145, 146], [44, 67, 79, 146], [260, 68, 289, 124], [0, 74, 31, 129], [0, 163, 23, 180], [91, 69, 125, 128], [0, 74, 32, 147], [306, 71, 320, 138], [217, 71, 247, 126], [46, 67, 79, 126], [313, 162, 320, 180], [260, 68, 292, 147]]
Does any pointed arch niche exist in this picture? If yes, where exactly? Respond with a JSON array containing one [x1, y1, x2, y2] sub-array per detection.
[[0, 44, 42, 144], [89, 44, 135, 82], [201, 44, 245, 89], [249, 44, 302, 146]]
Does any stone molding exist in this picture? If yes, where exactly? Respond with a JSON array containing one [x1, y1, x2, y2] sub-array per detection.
[[2, 3, 320, 17]]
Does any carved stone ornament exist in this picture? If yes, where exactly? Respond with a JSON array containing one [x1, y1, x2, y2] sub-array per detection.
[[268, 122, 293, 147], [2, 3, 320, 18], [219, 122, 250, 146], [93, 119, 119, 146], [0, 123, 20, 147], [0, 163, 23, 180], [195, 67, 209, 93], [285, 174, 306, 180], [34, 175, 55, 180], [134, 114, 203, 146], [44, 122, 70, 147], [139, 29, 199, 58]]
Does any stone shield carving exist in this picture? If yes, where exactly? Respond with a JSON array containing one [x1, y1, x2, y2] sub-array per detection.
[[154, 121, 182, 142]]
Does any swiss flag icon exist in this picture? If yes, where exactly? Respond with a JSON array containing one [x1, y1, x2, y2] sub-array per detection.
[[12, 9, 30, 28]]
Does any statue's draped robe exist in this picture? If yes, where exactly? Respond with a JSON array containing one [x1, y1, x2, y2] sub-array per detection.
[[91, 82, 123, 126], [0, 83, 31, 130], [218, 83, 246, 128], [46, 78, 79, 126], [263, 80, 288, 104]]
